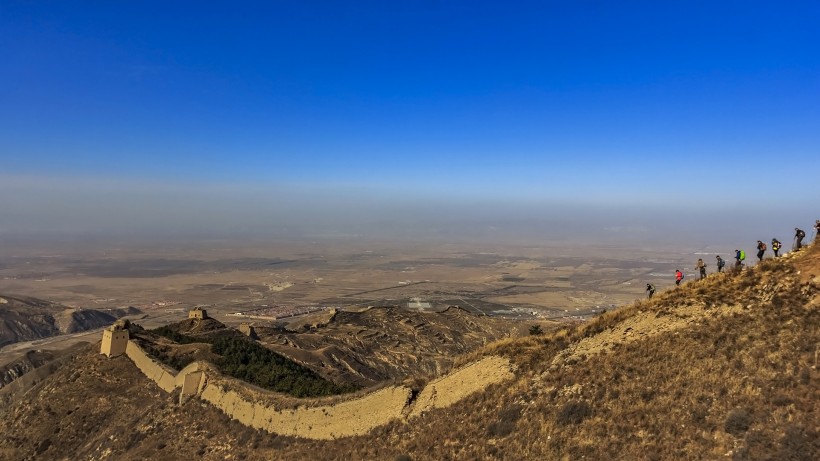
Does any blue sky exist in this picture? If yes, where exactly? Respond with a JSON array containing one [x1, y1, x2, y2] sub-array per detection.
[[1, 1, 818, 240]]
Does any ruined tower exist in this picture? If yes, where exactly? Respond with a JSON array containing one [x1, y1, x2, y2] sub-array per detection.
[[188, 307, 208, 320], [239, 322, 257, 339], [100, 323, 129, 357]]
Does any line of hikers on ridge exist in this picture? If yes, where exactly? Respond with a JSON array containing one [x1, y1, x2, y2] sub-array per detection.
[[645, 220, 820, 299]]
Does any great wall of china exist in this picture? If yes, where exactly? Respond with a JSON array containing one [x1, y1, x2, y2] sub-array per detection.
[[100, 319, 515, 440]]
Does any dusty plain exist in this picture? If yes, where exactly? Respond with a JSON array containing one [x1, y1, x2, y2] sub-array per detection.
[[0, 239, 709, 333]]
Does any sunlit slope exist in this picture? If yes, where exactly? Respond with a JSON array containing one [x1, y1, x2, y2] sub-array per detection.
[[0, 244, 816, 460]]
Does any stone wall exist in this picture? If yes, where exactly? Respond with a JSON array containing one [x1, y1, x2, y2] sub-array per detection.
[[116, 338, 514, 440], [199, 374, 412, 439], [409, 355, 516, 418], [124, 340, 177, 393]]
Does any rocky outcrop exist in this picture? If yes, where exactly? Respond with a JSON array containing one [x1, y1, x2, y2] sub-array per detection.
[[0, 350, 57, 388]]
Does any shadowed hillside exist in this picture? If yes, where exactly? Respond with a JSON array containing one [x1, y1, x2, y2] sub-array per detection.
[[0, 294, 140, 348], [0, 244, 817, 460]]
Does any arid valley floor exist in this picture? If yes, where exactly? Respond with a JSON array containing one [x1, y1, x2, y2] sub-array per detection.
[[0, 239, 711, 319]]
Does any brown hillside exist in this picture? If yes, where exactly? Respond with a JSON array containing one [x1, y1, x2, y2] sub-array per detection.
[[0, 245, 817, 460], [0, 294, 140, 348], [256, 305, 528, 387]]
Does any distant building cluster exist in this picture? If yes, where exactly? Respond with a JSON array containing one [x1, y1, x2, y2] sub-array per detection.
[[228, 305, 330, 320], [407, 298, 432, 309]]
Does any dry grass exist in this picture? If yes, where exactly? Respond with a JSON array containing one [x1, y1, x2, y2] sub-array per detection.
[[250, 244, 820, 460], [3, 244, 818, 461]]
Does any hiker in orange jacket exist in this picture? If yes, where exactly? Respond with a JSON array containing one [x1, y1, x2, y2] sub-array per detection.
[[675, 269, 683, 286]]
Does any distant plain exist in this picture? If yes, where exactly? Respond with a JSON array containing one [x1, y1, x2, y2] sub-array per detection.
[[0, 239, 713, 328]]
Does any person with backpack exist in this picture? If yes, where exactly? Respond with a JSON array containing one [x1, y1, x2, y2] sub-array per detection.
[[646, 283, 656, 299], [695, 258, 707, 279], [675, 269, 684, 286], [716, 255, 726, 272], [814, 220, 820, 242], [772, 239, 782, 257], [794, 228, 806, 251], [756, 240, 767, 261], [735, 249, 745, 269]]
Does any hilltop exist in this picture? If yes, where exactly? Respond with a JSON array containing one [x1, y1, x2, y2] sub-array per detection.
[[255, 305, 528, 387], [131, 305, 528, 388], [0, 244, 817, 460]]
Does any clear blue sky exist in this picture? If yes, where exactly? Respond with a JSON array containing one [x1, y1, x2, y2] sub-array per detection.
[[1, 1, 818, 226]]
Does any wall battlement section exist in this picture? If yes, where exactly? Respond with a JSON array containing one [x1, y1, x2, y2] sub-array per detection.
[[102, 333, 514, 440]]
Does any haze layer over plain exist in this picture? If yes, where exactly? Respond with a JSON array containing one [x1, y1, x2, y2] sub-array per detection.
[[0, 177, 814, 248]]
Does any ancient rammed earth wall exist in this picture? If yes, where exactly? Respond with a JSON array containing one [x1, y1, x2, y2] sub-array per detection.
[[116, 340, 513, 440], [125, 341, 177, 393]]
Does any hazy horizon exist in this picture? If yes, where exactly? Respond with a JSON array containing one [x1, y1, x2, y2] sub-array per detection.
[[1, 175, 814, 251], [1, 3, 817, 250]]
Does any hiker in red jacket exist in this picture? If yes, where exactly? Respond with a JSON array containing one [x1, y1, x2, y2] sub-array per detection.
[[675, 269, 684, 286]]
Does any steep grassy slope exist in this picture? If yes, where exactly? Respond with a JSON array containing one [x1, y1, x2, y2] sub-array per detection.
[[263, 246, 818, 460]]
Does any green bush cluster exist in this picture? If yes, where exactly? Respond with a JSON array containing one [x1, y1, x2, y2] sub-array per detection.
[[148, 326, 357, 397], [210, 336, 358, 397]]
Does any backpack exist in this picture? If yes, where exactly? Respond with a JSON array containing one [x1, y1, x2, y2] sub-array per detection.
[[739, 250, 746, 261], [761, 243, 767, 251], [718, 258, 725, 268]]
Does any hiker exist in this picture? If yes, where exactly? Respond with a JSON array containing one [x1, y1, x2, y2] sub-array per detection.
[[646, 283, 656, 299], [675, 269, 684, 286], [695, 258, 707, 280], [772, 239, 782, 257], [735, 249, 745, 269], [794, 228, 806, 251], [716, 255, 726, 272], [815, 220, 820, 242], [756, 240, 766, 261]]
